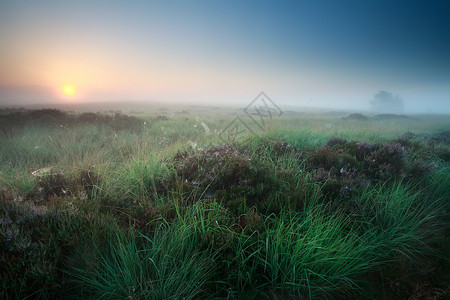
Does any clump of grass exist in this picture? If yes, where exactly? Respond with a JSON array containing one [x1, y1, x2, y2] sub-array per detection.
[[98, 156, 173, 208], [262, 209, 376, 299], [356, 182, 442, 259], [69, 219, 218, 299]]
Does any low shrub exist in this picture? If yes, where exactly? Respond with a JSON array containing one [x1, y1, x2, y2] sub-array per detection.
[[174, 144, 279, 209]]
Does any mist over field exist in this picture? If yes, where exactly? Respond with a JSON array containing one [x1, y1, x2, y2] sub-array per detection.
[[1, 1, 450, 299], [1, 1, 449, 113]]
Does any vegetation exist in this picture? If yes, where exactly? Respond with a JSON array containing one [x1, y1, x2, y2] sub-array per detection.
[[1, 107, 449, 299], [370, 90, 404, 113]]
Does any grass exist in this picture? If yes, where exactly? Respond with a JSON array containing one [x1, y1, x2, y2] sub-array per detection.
[[0, 107, 449, 299], [69, 223, 216, 299]]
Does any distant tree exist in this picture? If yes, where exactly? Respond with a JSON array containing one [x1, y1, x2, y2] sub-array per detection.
[[370, 90, 404, 113]]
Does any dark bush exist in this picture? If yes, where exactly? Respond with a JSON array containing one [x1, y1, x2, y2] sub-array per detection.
[[28, 173, 74, 202], [0, 199, 51, 299], [426, 131, 450, 146], [27, 109, 68, 120], [365, 143, 406, 179], [395, 132, 416, 146], [372, 114, 410, 120], [174, 145, 278, 208], [308, 145, 361, 171], [0, 109, 146, 137], [308, 136, 437, 202], [346, 141, 374, 161], [436, 147, 450, 162], [326, 137, 348, 148], [342, 113, 368, 121], [406, 160, 435, 178]]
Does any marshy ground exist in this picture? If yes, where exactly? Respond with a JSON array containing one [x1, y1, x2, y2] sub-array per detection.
[[1, 106, 449, 299]]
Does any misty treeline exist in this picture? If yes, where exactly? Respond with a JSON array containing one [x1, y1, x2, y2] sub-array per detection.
[[371, 90, 404, 113], [0, 108, 148, 136]]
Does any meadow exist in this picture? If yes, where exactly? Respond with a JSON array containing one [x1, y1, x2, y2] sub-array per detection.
[[0, 105, 449, 299]]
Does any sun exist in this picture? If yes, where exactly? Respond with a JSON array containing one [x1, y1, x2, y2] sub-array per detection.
[[63, 85, 75, 96]]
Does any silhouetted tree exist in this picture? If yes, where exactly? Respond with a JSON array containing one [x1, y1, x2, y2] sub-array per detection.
[[370, 90, 404, 113]]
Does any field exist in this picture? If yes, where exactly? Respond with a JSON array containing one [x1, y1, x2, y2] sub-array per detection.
[[1, 105, 449, 299]]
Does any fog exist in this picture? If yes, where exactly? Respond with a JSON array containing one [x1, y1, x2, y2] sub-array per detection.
[[1, 85, 448, 115], [1, 1, 449, 114]]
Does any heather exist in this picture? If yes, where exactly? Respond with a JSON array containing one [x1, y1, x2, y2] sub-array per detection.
[[1, 108, 449, 299]]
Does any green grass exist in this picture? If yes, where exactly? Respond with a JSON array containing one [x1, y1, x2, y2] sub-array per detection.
[[69, 223, 216, 299], [1, 108, 449, 299]]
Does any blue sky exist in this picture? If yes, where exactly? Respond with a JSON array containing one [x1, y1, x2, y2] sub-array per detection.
[[0, 0, 449, 112]]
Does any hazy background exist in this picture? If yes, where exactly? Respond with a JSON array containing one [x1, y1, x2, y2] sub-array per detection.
[[1, 0, 449, 113]]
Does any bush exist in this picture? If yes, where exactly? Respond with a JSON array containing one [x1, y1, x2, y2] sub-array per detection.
[[174, 145, 278, 208]]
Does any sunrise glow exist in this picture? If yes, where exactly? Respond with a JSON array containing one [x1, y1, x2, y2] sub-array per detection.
[[0, 1, 449, 111], [63, 85, 75, 96]]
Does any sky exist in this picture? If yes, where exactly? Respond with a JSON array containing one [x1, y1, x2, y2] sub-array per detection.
[[0, 0, 449, 112]]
